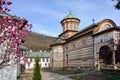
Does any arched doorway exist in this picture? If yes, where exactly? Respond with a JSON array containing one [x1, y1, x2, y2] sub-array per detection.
[[99, 45, 113, 67]]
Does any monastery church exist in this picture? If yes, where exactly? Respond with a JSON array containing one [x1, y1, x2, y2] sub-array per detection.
[[50, 13, 120, 70]]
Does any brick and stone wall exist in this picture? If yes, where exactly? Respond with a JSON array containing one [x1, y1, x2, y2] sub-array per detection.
[[94, 31, 116, 70], [51, 45, 64, 70], [64, 34, 94, 69], [51, 18, 119, 70]]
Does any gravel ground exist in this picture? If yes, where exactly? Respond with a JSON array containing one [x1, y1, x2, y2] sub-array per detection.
[[41, 71, 73, 80]]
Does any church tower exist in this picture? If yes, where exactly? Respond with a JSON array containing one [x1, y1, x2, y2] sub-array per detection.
[[60, 12, 80, 38]]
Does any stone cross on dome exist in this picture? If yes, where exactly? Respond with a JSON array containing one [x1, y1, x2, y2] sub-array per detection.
[[92, 18, 95, 24], [69, 10, 72, 15]]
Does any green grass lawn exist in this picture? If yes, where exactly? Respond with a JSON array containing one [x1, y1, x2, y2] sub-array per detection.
[[108, 75, 120, 80]]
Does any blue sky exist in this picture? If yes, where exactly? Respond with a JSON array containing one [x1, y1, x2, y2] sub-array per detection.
[[9, 0, 120, 37]]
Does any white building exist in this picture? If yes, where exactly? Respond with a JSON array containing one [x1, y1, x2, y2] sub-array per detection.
[[25, 52, 51, 69]]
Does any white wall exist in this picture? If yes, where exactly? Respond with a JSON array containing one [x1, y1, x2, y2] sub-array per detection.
[[0, 45, 18, 80], [0, 64, 17, 80], [25, 58, 50, 69]]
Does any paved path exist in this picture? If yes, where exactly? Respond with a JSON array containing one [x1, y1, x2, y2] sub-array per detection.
[[19, 69, 73, 80], [19, 69, 33, 80], [41, 71, 73, 80]]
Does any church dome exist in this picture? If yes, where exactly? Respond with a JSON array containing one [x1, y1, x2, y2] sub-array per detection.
[[64, 13, 78, 19], [61, 12, 80, 23]]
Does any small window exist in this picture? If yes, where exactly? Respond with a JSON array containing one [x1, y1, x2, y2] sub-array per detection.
[[73, 44, 75, 47], [48, 63, 50, 67], [34, 64, 35, 67], [30, 58, 32, 62], [26, 58, 28, 62], [46, 58, 48, 62], [39, 58, 41, 62], [28, 63, 30, 67], [66, 54, 68, 64], [39, 64, 41, 68], [101, 39, 103, 42], [66, 46, 68, 50], [45, 63, 47, 67], [82, 58, 87, 61], [82, 40, 86, 46], [43, 58, 44, 62]]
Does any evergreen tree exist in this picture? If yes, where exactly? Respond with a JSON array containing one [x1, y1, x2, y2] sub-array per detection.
[[33, 56, 41, 80]]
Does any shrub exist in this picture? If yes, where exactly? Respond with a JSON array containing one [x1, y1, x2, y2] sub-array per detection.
[[109, 75, 120, 80]]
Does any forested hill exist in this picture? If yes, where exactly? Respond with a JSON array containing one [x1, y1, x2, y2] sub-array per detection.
[[23, 32, 56, 52]]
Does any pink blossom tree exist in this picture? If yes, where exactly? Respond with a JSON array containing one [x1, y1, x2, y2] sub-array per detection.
[[0, 0, 32, 69]]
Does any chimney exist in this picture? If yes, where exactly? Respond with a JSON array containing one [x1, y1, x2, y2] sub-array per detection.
[[30, 49, 32, 52], [44, 51, 46, 52], [40, 50, 42, 52]]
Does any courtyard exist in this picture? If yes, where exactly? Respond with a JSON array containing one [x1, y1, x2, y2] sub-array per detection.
[[19, 69, 114, 80], [19, 69, 73, 80]]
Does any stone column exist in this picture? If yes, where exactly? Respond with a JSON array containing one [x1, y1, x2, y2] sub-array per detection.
[[113, 51, 116, 65], [113, 45, 117, 69]]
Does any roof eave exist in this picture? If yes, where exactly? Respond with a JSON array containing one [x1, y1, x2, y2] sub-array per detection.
[[60, 18, 80, 24]]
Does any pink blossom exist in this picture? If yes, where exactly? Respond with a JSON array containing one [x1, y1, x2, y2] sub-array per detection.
[[7, 1, 12, 5]]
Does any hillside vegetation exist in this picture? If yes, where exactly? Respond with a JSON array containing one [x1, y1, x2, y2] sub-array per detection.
[[23, 32, 56, 52]]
